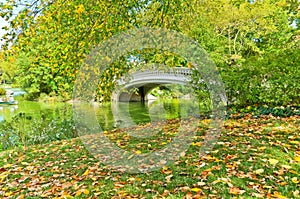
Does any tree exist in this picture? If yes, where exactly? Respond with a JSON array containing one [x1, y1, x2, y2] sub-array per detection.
[[1, 0, 145, 100], [0, 58, 18, 84], [0, 0, 299, 106]]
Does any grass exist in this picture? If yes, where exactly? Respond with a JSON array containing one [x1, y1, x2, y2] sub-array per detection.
[[0, 114, 299, 198]]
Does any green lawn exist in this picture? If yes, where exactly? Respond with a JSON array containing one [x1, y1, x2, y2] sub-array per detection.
[[0, 115, 299, 198]]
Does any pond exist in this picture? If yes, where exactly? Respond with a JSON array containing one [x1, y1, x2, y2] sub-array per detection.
[[0, 95, 202, 150], [0, 96, 200, 130]]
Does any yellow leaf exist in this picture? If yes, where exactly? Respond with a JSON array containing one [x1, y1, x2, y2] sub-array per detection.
[[292, 177, 299, 184], [269, 158, 279, 165], [128, 177, 136, 182], [5, 191, 14, 197], [83, 189, 89, 195], [75, 190, 82, 196], [3, 163, 13, 168], [290, 140, 299, 144], [294, 156, 300, 162], [21, 162, 29, 166], [255, 169, 264, 174], [61, 191, 72, 197], [191, 187, 201, 192], [135, 150, 142, 154], [281, 165, 292, 169], [76, 4, 85, 15], [191, 142, 202, 147], [258, 146, 266, 150], [82, 169, 89, 176], [273, 191, 287, 199], [105, 56, 111, 62], [0, 171, 9, 181]]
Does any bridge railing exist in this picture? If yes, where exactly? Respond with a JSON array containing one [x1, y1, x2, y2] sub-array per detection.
[[116, 67, 192, 85], [132, 67, 192, 76]]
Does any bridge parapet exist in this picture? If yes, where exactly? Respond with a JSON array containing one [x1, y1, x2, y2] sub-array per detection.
[[116, 67, 192, 86], [113, 67, 192, 102]]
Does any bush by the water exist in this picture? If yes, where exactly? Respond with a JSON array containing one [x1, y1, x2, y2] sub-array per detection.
[[0, 110, 77, 151], [0, 88, 6, 96]]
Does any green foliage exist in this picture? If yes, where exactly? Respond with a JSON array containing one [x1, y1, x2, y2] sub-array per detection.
[[0, 56, 18, 84], [0, 109, 77, 151], [1, 0, 142, 100], [0, 88, 6, 95], [222, 40, 300, 107], [150, 85, 193, 99], [227, 105, 300, 119], [180, 0, 300, 107], [0, 0, 299, 107]]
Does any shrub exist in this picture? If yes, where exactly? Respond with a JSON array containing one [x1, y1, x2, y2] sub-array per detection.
[[0, 88, 6, 96]]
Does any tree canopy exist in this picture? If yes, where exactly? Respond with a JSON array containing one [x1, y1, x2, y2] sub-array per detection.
[[0, 0, 299, 106]]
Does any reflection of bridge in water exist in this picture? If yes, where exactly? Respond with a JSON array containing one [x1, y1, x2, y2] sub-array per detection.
[[112, 67, 192, 102], [111, 99, 198, 138]]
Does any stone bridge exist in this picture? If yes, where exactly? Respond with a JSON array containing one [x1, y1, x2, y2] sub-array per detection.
[[112, 67, 192, 102]]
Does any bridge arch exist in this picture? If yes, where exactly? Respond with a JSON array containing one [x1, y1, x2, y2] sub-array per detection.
[[112, 67, 192, 102]]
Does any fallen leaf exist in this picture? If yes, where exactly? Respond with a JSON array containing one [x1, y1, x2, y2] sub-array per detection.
[[3, 163, 13, 168], [269, 158, 279, 165], [75, 190, 82, 196], [16, 194, 25, 199], [294, 156, 300, 162], [165, 174, 173, 183], [255, 168, 264, 174], [281, 165, 292, 169], [252, 193, 264, 198], [229, 187, 245, 195], [128, 177, 136, 182], [82, 169, 89, 176], [5, 191, 14, 197], [289, 140, 299, 144], [258, 146, 266, 150], [191, 187, 201, 193], [114, 182, 125, 188], [291, 177, 298, 183], [83, 189, 89, 195], [184, 192, 193, 199], [197, 182, 206, 186], [293, 190, 299, 198], [273, 191, 287, 199], [180, 186, 190, 192]]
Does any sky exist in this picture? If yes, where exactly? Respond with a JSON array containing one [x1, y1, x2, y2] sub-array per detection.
[[0, 0, 25, 48]]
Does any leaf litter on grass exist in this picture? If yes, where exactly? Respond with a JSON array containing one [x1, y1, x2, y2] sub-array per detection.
[[0, 115, 299, 198]]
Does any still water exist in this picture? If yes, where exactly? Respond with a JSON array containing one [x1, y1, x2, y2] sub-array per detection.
[[0, 97, 200, 131]]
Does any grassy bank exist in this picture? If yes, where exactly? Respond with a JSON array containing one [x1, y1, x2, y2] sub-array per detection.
[[0, 115, 299, 198]]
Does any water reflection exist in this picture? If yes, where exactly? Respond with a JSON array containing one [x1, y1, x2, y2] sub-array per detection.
[[0, 97, 201, 131], [97, 99, 200, 131], [0, 105, 18, 122]]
